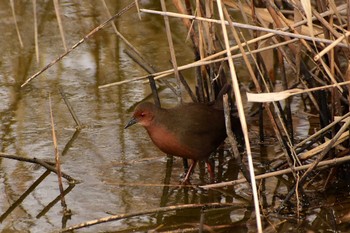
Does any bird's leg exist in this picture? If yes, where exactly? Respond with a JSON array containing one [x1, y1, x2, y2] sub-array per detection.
[[182, 158, 189, 173], [206, 159, 215, 183], [182, 160, 197, 184]]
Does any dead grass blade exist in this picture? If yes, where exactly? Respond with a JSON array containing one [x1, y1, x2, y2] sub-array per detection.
[[301, 0, 314, 38], [247, 80, 350, 102]]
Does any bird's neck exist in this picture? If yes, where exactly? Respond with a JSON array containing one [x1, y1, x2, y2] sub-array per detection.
[[143, 110, 169, 135]]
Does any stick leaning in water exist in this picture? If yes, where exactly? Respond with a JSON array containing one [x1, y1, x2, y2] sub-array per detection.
[[20, 1, 135, 88], [247, 80, 350, 102]]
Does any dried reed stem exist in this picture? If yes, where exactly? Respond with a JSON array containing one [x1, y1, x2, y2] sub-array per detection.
[[216, 0, 262, 231], [160, 0, 182, 102], [59, 88, 82, 129], [48, 94, 67, 210], [139, 8, 349, 47], [60, 203, 239, 232], [99, 38, 296, 88], [0, 152, 76, 182], [300, 117, 350, 182], [201, 154, 350, 189]]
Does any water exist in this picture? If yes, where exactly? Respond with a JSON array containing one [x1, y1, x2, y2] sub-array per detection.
[[1, 1, 350, 233]]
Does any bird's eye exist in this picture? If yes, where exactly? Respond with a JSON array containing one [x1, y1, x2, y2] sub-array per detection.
[[140, 112, 145, 117]]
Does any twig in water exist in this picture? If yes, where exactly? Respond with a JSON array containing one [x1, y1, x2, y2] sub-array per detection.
[[49, 93, 67, 210], [21, 1, 136, 87], [59, 87, 82, 129], [60, 203, 237, 232], [0, 152, 76, 182]]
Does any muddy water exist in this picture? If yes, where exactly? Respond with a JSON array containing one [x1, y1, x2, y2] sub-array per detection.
[[1, 1, 349, 233]]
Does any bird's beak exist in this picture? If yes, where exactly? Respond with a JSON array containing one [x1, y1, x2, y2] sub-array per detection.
[[125, 117, 137, 129]]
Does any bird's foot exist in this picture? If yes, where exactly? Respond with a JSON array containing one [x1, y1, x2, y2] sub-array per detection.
[[179, 177, 192, 185]]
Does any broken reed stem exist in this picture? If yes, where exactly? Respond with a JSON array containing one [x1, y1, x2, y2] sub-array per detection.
[[49, 94, 67, 209], [300, 117, 350, 182], [60, 203, 239, 232], [59, 88, 82, 129], [314, 31, 350, 61], [294, 112, 350, 152], [201, 154, 350, 189], [299, 131, 349, 160], [0, 152, 76, 182], [21, 1, 136, 87], [215, 0, 262, 232]]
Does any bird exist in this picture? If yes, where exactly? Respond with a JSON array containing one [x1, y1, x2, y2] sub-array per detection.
[[124, 85, 242, 183]]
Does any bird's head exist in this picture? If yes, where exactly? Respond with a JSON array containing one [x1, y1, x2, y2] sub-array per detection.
[[125, 102, 156, 129]]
